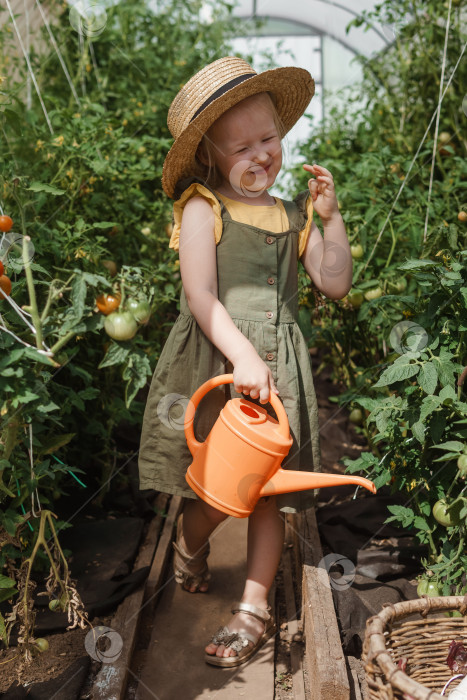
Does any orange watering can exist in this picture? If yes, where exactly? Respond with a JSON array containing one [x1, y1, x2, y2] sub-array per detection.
[[184, 374, 376, 518]]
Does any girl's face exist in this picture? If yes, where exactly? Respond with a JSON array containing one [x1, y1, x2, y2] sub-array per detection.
[[198, 93, 282, 199]]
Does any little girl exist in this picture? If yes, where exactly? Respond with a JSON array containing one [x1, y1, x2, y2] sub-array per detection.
[[138, 56, 352, 667]]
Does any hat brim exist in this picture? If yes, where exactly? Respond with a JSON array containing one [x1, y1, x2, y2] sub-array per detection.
[[162, 66, 315, 199]]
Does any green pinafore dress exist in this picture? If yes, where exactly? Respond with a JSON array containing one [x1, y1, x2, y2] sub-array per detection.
[[138, 182, 321, 513]]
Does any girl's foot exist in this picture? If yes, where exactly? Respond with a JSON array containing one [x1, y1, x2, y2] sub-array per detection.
[[205, 602, 275, 667], [173, 514, 211, 593]]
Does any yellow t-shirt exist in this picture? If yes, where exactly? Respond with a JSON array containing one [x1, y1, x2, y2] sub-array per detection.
[[169, 183, 313, 259]]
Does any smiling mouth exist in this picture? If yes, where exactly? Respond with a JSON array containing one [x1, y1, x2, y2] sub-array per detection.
[[248, 165, 270, 175]]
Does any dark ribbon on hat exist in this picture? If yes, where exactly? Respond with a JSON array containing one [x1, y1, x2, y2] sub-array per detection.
[[189, 73, 256, 123]]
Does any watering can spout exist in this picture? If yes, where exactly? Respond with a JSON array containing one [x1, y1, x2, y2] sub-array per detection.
[[259, 469, 376, 498]]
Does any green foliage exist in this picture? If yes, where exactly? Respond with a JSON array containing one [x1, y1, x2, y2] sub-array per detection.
[[0, 0, 243, 650], [294, 0, 467, 593]]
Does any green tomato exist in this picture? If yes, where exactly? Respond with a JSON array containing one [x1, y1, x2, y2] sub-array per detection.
[[49, 599, 61, 612], [349, 408, 363, 425], [34, 638, 49, 652], [417, 579, 440, 597], [395, 278, 407, 293], [457, 454, 467, 475], [364, 287, 383, 301], [347, 290, 364, 308], [104, 311, 138, 341], [126, 297, 151, 324], [350, 244, 364, 259], [432, 499, 460, 527]]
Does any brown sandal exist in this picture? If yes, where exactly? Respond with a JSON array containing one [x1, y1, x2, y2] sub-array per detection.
[[173, 513, 211, 593], [205, 602, 276, 667]]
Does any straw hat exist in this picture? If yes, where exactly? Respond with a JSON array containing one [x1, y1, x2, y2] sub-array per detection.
[[162, 56, 315, 199]]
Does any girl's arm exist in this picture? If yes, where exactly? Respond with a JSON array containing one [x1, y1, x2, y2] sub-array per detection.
[[179, 196, 278, 403], [300, 164, 353, 299]]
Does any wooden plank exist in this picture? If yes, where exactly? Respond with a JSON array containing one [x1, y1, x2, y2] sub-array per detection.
[[301, 506, 350, 700], [91, 493, 170, 700], [136, 516, 275, 700], [282, 548, 306, 700], [285, 513, 304, 627], [144, 494, 183, 602]]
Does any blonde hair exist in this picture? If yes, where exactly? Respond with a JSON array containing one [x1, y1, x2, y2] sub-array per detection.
[[190, 92, 286, 190]]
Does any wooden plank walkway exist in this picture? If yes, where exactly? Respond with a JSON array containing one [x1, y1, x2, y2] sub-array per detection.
[[89, 496, 353, 699], [134, 514, 275, 700]]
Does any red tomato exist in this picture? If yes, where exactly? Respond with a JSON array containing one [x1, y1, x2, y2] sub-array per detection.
[[96, 293, 121, 316], [0, 275, 12, 297], [0, 260, 4, 276], [0, 215, 13, 232]]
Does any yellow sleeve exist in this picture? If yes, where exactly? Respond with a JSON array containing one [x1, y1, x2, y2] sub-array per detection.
[[169, 183, 222, 251], [298, 195, 314, 259]]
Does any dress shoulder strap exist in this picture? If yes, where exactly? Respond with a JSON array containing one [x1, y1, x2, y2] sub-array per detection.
[[173, 176, 231, 220]]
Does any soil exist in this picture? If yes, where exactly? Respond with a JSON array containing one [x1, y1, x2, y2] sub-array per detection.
[[0, 623, 90, 693], [0, 352, 365, 698]]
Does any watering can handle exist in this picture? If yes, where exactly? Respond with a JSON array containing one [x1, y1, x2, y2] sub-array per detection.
[[184, 373, 290, 456]]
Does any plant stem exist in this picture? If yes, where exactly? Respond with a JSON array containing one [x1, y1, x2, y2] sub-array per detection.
[[22, 237, 43, 350], [50, 330, 76, 355], [385, 219, 397, 268]]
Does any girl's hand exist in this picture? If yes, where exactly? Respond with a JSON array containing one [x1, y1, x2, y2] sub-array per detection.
[[303, 163, 340, 223], [232, 349, 279, 404]]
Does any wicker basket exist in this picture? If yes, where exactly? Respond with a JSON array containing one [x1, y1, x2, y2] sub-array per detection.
[[363, 595, 467, 700]]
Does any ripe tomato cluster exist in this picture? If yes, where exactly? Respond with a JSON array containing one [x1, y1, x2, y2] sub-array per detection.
[[96, 291, 151, 340], [0, 214, 14, 299]]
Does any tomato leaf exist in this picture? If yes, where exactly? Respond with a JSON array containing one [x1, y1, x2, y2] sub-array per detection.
[[411, 421, 425, 444], [98, 343, 130, 369], [413, 516, 430, 532], [0, 575, 16, 589], [71, 275, 87, 322], [27, 181, 65, 195], [93, 221, 119, 229], [373, 357, 420, 387], [386, 505, 415, 528], [0, 612, 7, 646], [420, 395, 442, 421], [417, 362, 438, 395], [432, 440, 465, 452], [37, 433, 76, 455], [398, 259, 437, 270]]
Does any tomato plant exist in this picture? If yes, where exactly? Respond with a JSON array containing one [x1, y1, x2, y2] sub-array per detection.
[[295, 0, 467, 597], [126, 297, 151, 324], [350, 244, 364, 259], [104, 311, 138, 340], [0, 274, 12, 296], [0, 0, 237, 655], [432, 500, 460, 528], [347, 290, 364, 308], [96, 292, 121, 315], [458, 455, 467, 476], [0, 214, 13, 232], [349, 408, 363, 425], [417, 579, 440, 597]]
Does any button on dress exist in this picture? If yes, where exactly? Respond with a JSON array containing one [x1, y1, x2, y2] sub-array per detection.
[[138, 180, 321, 513]]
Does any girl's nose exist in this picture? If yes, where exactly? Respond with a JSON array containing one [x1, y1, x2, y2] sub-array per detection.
[[253, 150, 268, 164]]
